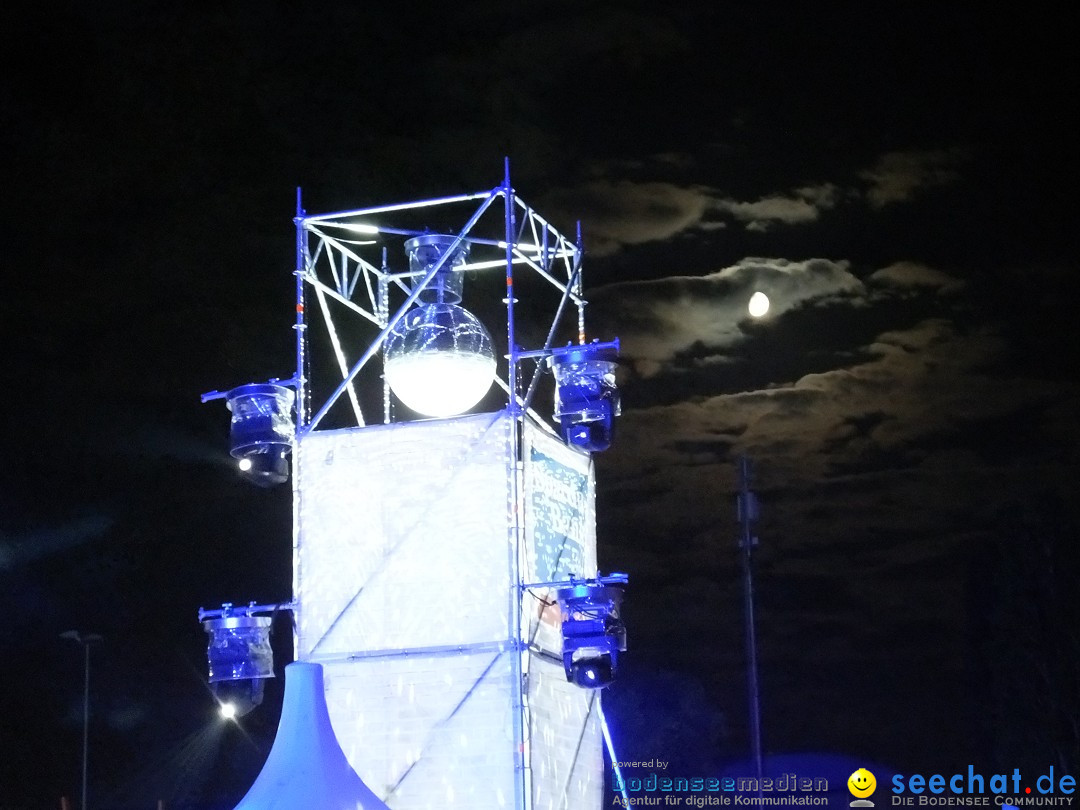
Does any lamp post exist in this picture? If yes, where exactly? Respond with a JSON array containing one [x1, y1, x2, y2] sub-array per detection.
[[736, 456, 764, 795], [60, 630, 103, 810]]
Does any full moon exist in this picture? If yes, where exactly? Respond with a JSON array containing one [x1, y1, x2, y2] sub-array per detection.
[[748, 291, 770, 317]]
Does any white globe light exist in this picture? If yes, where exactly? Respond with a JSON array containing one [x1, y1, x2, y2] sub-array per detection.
[[748, 291, 770, 318], [384, 303, 496, 417], [220, 702, 238, 720], [237, 457, 253, 472]]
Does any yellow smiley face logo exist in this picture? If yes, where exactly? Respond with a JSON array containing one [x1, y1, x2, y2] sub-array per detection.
[[848, 768, 877, 798]]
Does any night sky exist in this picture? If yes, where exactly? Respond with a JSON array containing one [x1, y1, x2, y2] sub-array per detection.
[[3, 3, 1078, 808]]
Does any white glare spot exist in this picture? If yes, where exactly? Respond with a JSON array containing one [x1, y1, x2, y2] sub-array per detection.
[[238, 457, 253, 472], [220, 702, 238, 720]]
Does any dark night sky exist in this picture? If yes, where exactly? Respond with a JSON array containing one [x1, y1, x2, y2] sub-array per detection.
[[2, 2, 1078, 807]]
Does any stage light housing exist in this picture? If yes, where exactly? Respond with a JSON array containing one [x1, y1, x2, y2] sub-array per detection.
[[556, 580, 627, 689], [570, 657, 614, 688], [203, 611, 274, 682], [235, 449, 290, 487], [225, 383, 295, 486], [202, 608, 274, 716], [549, 343, 621, 453]]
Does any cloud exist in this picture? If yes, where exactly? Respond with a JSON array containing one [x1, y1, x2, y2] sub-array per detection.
[[557, 151, 964, 249], [599, 318, 1075, 554], [542, 179, 715, 256], [869, 261, 965, 293], [544, 176, 846, 253], [717, 184, 839, 231], [859, 149, 966, 208], [592, 257, 863, 375]]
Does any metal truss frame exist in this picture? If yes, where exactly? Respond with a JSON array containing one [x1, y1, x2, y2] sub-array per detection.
[[292, 160, 591, 437]]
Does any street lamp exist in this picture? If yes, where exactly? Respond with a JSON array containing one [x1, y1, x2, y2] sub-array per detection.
[[60, 630, 103, 810]]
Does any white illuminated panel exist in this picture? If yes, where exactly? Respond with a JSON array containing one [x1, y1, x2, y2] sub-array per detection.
[[527, 656, 604, 809], [322, 652, 516, 807], [295, 411, 602, 809], [296, 413, 512, 657]]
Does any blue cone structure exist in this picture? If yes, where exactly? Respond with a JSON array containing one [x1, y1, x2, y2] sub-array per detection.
[[233, 662, 390, 810]]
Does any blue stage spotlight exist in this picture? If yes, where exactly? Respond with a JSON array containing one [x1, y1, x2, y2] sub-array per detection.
[[201, 605, 275, 718], [224, 383, 295, 486], [570, 657, 614, 688], [548, 341, 621, 453], [234, 448, 289, 487], [211, 680, 266, 719], [555, 578, 627, 689]]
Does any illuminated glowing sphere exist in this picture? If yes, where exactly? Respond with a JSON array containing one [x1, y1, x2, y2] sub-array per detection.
[[237, 457, 253, 472], [748, 291, 770, 317], [220, 702, 238, 720], [384, 303, 496, 417]]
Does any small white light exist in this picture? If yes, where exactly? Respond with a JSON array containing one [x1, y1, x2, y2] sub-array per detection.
[[343, 223, 379, 234], [238, 457, 253, 472], [748, 291, 770, 318], [220, 702, 238, 720]]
